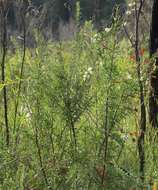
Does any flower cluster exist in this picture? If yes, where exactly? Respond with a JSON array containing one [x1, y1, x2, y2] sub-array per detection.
[[126, 2, 136, 16], [122, 134, 129, 141], [83, 67, 93, 81], [128, 2, 136, 8], [91, 33, 98, 43], [126, 10, 132, 16], [96, 60, 103, 67], [104, 27, 111, 33]]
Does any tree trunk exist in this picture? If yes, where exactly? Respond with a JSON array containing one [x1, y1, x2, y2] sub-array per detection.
[[149, 0, 158, 128], [0, 0, 10, 146]]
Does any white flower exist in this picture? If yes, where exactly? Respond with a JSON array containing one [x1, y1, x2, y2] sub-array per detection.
[[127, 74, 132, 80], [94, 34, 98, 38], [91, 38, 96, 43], [99, 61, 103, 66], [83, 73, 90, 81], [83, 67, 93, 81], [113, 17, 117, 21], [105, 27, 111, 33], [20, 105, 32, 119], [87, 67, 93, 74], [17, 36, 24, 41], [126, 10, 132, 15], [122, 134, 129, 141], [128, 3, 132, 7], [96, 60, 103, 66], [84, 71, 88, 75], [91, 33, 98, 43], [83, 74, 87, 81], [26, 112, 31, 119], [128, 2, 135, 7], [123, 22, 127, 26]]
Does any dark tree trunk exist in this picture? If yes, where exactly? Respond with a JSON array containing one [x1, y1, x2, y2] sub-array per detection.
[[149, 0, 158, 128], [0, 0, 10, 146], [57, 0, 74, 22], [150, 0, 158, 56]]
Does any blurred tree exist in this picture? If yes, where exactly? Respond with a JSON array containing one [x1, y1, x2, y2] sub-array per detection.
[[31, 0, 126, 25], [6, 0, 126, 38], [80, 0, 126, 26]]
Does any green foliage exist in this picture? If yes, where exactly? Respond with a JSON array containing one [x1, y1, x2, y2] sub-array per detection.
[[0, 15, 156, 190]]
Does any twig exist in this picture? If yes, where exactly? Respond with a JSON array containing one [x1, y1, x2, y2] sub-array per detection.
[[13, 3, 26, 142]]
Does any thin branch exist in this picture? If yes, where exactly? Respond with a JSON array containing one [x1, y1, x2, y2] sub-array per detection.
[[13, 3, 26, 145], [135, 0, 146, 185]]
